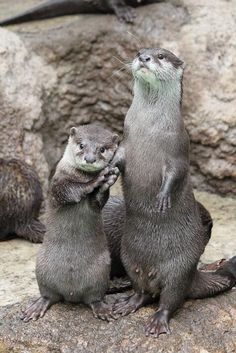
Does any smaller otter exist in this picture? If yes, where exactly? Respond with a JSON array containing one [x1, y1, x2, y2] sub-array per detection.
[[0, 158, 45, 243], [21, 124, 120, 322]]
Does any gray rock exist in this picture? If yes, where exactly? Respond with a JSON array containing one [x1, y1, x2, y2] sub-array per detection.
[[0, 0, 235, 196], [0, 290, 236, 353]]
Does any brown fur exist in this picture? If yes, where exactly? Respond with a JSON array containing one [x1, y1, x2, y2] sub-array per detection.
[[0, 158, 45, 243]]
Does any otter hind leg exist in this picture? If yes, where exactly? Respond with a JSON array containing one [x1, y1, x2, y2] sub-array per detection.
[[21, 296, 58, 322], [145, 273, 190, 338], [188, 256, 236, 299], [90, 301, 118, 322], [145, 309, 171, 337], [16, 219, 46, 243], [113, 292, 152, 317]]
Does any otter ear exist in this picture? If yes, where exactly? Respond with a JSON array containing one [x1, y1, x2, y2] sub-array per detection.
[[112, 134, 120, 144], [70, 127, 77, 137]]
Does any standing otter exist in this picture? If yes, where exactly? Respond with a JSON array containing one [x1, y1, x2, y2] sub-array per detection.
[[110, 48, 236, 337], [0, 158, 45, 243], [21, 124, 120, 322], [0, 0, 161, 26]]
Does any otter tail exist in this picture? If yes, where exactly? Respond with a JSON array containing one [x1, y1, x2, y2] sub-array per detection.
[[17, 219, 46, 243], [0, 0, 87, 26], [188, 256, 236, 299]]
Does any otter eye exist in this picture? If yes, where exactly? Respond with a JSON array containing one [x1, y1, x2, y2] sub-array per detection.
[[157, 54, 164, 60], [100, 147, 105, 153], [79, 143, 84, 150]]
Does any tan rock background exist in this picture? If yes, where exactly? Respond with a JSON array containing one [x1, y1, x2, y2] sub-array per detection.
[[0, 0, 235, 197], [0, 2, 236, 352]]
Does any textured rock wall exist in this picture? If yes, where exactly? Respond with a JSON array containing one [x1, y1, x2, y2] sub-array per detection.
[[0, 0, 235, 196]]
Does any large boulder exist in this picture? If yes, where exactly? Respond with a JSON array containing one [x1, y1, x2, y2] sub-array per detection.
[[0, 0, 235, 196]]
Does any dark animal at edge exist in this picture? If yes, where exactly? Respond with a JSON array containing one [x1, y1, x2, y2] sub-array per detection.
[[0, 158, 45, 243]]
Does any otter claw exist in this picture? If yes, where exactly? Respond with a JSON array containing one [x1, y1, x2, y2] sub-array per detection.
[[156, 193, 171, 213], [145, 310, 171, 337]]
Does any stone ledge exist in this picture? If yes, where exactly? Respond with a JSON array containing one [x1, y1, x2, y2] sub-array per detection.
[[0, 290, 236, 353]]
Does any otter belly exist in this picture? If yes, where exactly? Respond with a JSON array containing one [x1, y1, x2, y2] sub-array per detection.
[[37, 243, 110, 303], [121, 206, 205, 295], [36, 204, 111, 304]]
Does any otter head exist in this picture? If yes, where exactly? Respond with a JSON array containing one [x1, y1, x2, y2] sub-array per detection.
[[132, 48, 184, 88], [66, 124, 119, 173]]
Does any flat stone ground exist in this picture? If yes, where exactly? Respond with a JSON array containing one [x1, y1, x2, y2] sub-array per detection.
[[0, 184, 235, 307]]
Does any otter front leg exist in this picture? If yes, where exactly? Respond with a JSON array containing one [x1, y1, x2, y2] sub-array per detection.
[[51, 168, 109, 205], [156, 162, 188, 213], [111, 145, 125, 172], [95, 167, 120, 208], [108, 0, 136, 23]]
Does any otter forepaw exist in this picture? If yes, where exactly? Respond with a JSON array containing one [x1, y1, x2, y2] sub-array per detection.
[[90, 301, 118, 322], [145, 310, 171, 338], [156, 192, 171, 213], [93, 167, 110, 189], [114, 6, 136, 24], [107, 166, 120, 176], [99, 170, 119, 193]]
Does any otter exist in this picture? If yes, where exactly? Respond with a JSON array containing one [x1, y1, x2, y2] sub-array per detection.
[[0, 158, 45, 243], [108, 48, 236, 337], [21, 124, 120, 322], [0, 0, 162, 26]]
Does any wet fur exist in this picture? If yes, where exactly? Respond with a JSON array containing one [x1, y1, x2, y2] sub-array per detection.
[[21, 124, 120, 322], [0, 158, 45, 243], [105, 48, 236, 336]]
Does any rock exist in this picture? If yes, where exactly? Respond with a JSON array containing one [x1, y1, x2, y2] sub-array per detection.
[[0, 0, 235, 198], [0, 27, 57, 194], [0, 289, 236, 353]]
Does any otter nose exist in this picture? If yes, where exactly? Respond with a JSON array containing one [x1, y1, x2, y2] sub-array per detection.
[[139, 54, 151, 63], [85, 155, 96, 164]]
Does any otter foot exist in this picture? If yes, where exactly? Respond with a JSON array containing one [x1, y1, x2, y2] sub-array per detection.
[[156, 192, 171, 213], [21, 297, 51, 322], [145, 310, 171, 338], [90, 301, 117, 322], [114, 6, 136, 24], [113, 293, 150, 317]]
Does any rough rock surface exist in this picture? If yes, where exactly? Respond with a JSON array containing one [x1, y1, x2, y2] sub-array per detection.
[[0, 0, 235, 196], [0, 290, 236, 353], [0, 189, 235, 353]]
